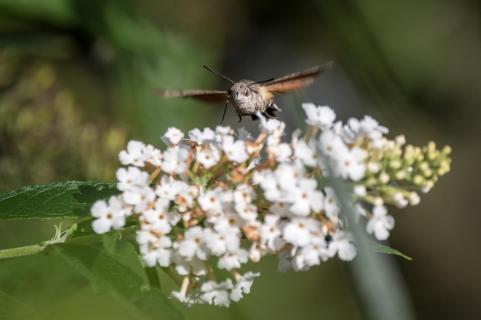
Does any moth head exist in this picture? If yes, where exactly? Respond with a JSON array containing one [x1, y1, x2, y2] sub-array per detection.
[[231, 82, 251, 97]]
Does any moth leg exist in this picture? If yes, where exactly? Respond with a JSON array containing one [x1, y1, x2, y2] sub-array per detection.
[[264, 107, 276, 118], [238, 113, 242, 122], [220, 99, 229, 123], [263, 111, 275, 119], [265, 103, 280, 118], [272, 103, 281, 111]]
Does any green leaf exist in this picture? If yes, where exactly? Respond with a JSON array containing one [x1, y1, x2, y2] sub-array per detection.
[[53, 242, 183, 320], [0, 181, 118, 220], [102, 231, 120, 255], [373, 243, 413, 261]]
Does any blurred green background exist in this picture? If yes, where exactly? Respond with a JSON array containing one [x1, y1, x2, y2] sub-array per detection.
[[0, 0, 479, 319]]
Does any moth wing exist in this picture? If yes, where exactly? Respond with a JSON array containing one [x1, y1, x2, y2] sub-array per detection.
[[156, 89, 228, 103], [263, 62, 333, 94]]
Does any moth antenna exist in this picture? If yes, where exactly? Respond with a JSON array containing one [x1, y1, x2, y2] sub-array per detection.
[[249, 78, 275, 87], [248, 78, 275, 93], [202, 65, 235, 85]]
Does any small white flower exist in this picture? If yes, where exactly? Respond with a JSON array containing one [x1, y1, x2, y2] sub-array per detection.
[[230, 272, 260, 302], [283, 218, 321, 247], [319, 130, 348, 159], [354, 185, 367, 197], [156, 247, 172, 267], [91, 196, 129, 234], [287, 178, 324, 216], [215, 125, 234, 137], [292, 139, 317, 167], [155, 176, 186, 201], [234, 184, 255, 205], [235, 203, 258, 222], [189, 127, 216, 144], [140, 198, 179, 231], [393, 192, 408, 208], [360, 116, 388, 140], [200, 280, 233, 307], [249, 243, 261, 262], [292, 236, 328, 270], [268, 142, 292, 163], [123, 186, 155, 212], [259, 214, 285, 251], [141, 211, 172, 234], [302, 103, 336, 130], [162, 127, 184, 145], [171, 290, 200, 306], [259, 116, 285, 137], [197, 144, 221, 169], [218, 249, 249, 270], [211, 212, 242, 234], [253, 170, 282, 202], [366, 205, 395, 240], [143, 144, 162, 166], [198, 188, 224, 215], [160, 145, 190, 174], [116, 166, 149, 191], [233, 184, 258, 221], [342, 116, 388, 148], [329, 231, 356, 261], [119, 140, 146, 167], [222, 136, 249, 163], [137, 232, 172, 267], [176, 226, 208, 260], [275, 163, 304, 192], [336, 147, 367, 181], [204, 228, 240, 256], [173, 184, 196, 213]]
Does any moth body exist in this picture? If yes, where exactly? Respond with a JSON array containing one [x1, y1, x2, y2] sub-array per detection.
[[229, 81, 279, 120]]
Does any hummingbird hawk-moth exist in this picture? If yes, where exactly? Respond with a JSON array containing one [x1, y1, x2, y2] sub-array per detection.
[[157, 61, 333, 122]]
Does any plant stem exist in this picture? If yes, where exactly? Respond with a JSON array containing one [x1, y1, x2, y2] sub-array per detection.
[[0, 244, 44, 259], [145, 267, 161, 289], [0, 224, 138, 261]]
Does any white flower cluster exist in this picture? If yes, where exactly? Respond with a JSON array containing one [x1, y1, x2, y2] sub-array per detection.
[[91, 103, 451, 307]]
